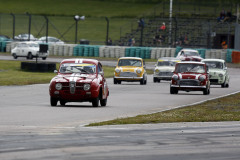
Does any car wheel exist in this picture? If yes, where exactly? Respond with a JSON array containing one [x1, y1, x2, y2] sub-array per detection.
[[50, 97, 58, 106], [170, 87, 178, 94], [203, 87, 210, 95], [226, 83, 229, 88], [113, 78, 117, 84], [153, 77, 157, 83], [158, 79, 161, 83], [28, 53, 33, 59], [100, 98, 107, 106], [118, 80, 121, 84], [12, 53, 17, 59], [92, 97, 99, 107], [144, 79, 147, 85], [140, 78, 145, 85], [60, 100, 66, 106], [42, 57, 47, 60]]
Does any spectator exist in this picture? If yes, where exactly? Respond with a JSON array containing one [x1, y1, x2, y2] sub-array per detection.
[[217, 8, 226, 22], [128, 37, 135, 46], [107, 38, 112, 45], [223, 10, 232, 22], [159, 22, 166, 31], [138, 18, 145, 28], [221, 41, 228, 49], [183, 34, 189, 45]]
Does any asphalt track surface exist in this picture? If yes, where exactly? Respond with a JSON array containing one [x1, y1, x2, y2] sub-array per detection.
[[1, 55, 240, 160]]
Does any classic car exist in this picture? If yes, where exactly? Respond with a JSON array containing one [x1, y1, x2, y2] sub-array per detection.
[[36, 36, 64, 44], [170, 61, 210, 95], [114, 57, 147, 85], [176, 49, 203, 62], [11, 42, 48, 60], [202, 59, 229, 88], [49, 59, 109, 107], [14, 33, 37, 41], [153, 57, 180, 83]]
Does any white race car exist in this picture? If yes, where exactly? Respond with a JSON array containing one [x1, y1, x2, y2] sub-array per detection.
[[153, 57, 180, 83], [11, 42, 48, 60]]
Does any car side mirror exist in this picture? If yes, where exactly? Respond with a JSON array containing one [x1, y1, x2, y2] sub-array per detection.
[[224, 67, 228, 70], [99, 71, 104, 76], [54, 70, 58, 73]]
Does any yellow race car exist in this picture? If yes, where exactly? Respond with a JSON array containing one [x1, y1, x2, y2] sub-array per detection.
[[114, 57, 147, 85]]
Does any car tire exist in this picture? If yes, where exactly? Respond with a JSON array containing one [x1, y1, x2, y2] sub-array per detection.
[[50, 97, 58, 106], [92, 97, 99, 107], [153, 77, 157, 83], [144, 79, 147, 85], [60, 100, 66, 106], [170, 87, 178, 94], [118, 80, 121, 84], [158, 79, 161, 83], [203, 87, 210, 95], [100, 98, 107, 106], [12, 53, 17, 59], [113, 78, 117, 84], [42, 57, 47, 60], [28, 53, 33, 59]]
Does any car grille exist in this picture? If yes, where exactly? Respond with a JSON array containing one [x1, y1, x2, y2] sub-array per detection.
[[158, 72, 173, 76], [119, 72, 138, 77], [210, 79, 218, 83], [179, 80, 199, 86], [61, 82, 84, 93]]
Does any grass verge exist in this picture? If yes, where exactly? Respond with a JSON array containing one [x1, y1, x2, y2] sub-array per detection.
[[0, 60, 153, 86], [87, 92, 240, 126]]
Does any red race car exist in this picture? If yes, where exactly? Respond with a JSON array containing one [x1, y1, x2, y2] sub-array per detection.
[[49, 59, 109, 107], [176, 49, 203, 62], [170, 61, 210, 95]]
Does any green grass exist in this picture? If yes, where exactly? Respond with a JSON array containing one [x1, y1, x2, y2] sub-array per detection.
[[0, 60, 153, 86], [87, 92, 240, 126]]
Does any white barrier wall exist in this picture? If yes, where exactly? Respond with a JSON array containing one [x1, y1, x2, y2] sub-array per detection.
[[6, 42, 231, 61]]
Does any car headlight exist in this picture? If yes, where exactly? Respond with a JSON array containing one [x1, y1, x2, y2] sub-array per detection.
[[136, 68, 142, 74], [115, 68, 120, 73], [219, 74, 223, 77], [199, 75, 206, 82], [83, 83, 91, 91], [155, 69, 159, 73], [55, 83, 62, 90], [172, 74, 178, 81]]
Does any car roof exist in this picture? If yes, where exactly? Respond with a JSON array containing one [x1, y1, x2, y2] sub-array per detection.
[[158, 57, 180, 62], [61, 59, 99, 65], [177, 61, 205, 65], [180, 49, 198, 52], [17, 41, 39, 45], [202, 59, 225, 63], [119, 57, 143, 60]]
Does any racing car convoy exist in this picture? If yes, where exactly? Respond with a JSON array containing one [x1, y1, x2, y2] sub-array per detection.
[[48, 48, 229, 106]]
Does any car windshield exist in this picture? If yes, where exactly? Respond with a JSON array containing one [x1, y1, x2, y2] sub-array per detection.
[[176, 63, 205, 73], [59, 63, 96, 74], [204, 61, 223, 69], [118, 59, 142, 67], [184, 51, 199, 56], [29, 43, 39, 47], [157, 61, 177, 66]]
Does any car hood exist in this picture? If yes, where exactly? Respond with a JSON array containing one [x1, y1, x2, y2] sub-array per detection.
[[117, 66, 142, 72], [180, 56, 203, 61], [51, 73, 96, 83], [177, 73, 204, 80], [155, 66, 175, 72], [208, 69, 225, 75]]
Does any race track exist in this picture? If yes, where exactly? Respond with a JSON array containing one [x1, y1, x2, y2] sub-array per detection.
[[1, 55, 240, 160]]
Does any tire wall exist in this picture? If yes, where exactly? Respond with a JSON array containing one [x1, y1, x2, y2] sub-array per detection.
[[6, 42, 240, 62]]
